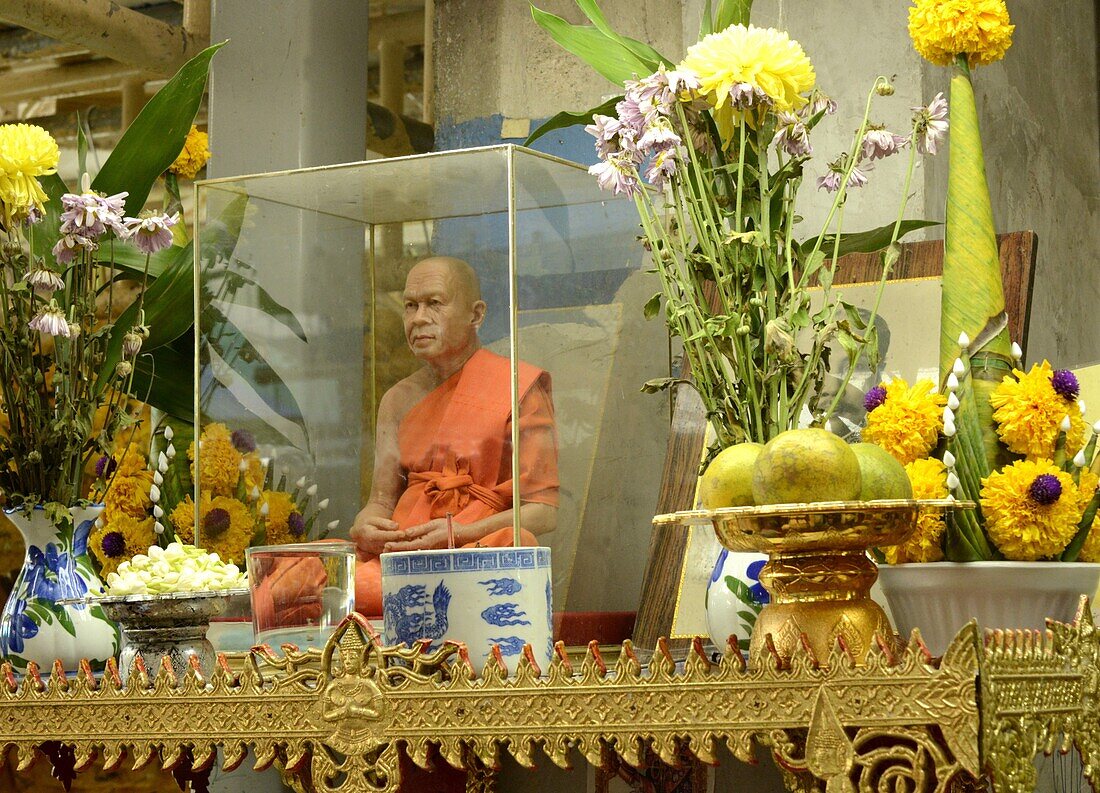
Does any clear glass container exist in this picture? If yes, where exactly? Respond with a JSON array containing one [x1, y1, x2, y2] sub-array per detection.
[[247, 541, 356, 649], [194, 145, 669, 623]]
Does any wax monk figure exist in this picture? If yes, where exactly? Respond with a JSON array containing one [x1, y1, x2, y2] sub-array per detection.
[[252, 257, 559, 625], [350, 256, 559, 614]]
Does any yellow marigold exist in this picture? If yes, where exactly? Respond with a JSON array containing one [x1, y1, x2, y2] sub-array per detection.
[[908, 0, 1013, 67], [259, 490, 298, 545], [103, 471, 153, 520], [1077, 469, 1100, 562], [884, 458, 948, 564], [169, 125, 210, 180], [0, 123, 59, 222], [981, 460, 1081, 561], [990, 361, 1086, 460], [173, 493, 254, 565], [862, 378, 946, 465], [90, 514, 157, 577], [242, 454, 266, 493], [679, 25, 815, 118], [188, 422, 242, 497], [114, 444, 149, 478]]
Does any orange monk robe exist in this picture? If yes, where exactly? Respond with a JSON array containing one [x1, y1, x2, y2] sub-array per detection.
[[355, 348, 559, 616]]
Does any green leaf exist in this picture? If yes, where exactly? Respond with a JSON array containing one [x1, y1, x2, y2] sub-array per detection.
[[525, 96, 621, 145], [50, 603, 77, 638], [29, 172, 68, 264], [800, 220, 941, 261], [530, 5, 655, 85], [216, 270, 308, 342], [643, 292, 662, 320], [92, 42, 225, 217], [572, 0, 673, 68], [76, 113, 89, 179], [737, 609, 759, 626], [108, 242, 181, 281], [130, 337, 195, 422], [201, 304, 309, 444], [712, 0, 753, 31], [723, 575, 760, 607]]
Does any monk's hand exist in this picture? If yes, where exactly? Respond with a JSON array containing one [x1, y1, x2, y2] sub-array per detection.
[[382, 518, 458, 552], [350, 508, 402, 557]]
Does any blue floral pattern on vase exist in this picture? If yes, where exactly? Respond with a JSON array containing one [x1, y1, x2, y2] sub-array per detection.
[[0, 506, 118, 671], [382, 581, 451, 649], [705, 549, 769, 653], [481, 603, 530, 627], [488, 636, 526, 656]]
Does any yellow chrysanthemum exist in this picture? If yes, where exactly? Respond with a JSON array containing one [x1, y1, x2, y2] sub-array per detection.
[[908, 0, 1013, 67], [1077, 470, 1100, 562], [103, 471, 153, 520], [188, 422, 242, 497], [0, 123, 60, 222], [259, 490, 298, 545], [168, 125, 211, 180], [173, 493, 254, 565], [981, 460, 1081, 561], [680, 24, 815, 117], [90, 514, 157, 577], [990, 361, 1087, 460], [884, 458, 948, 564], [862, 378, 946, 465], [242, 454, 266, 493]]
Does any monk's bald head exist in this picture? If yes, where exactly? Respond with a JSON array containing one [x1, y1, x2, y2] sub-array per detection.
[[405, 257, 481, 307], [402, 256, 486, 370]]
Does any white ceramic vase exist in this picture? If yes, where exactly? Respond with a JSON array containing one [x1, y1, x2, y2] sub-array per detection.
[[380, 546, 553, 674], [0, 505, 119, 672], [704, 548, 769, 653], [878, 561, 1100, 656]]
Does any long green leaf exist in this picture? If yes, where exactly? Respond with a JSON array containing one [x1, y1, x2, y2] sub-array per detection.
[[29, 172, 67, 263], [712, 0, 753, 32], [92, 42, 225, 217], [201, 304, 308, 439], [525, 96, 621, 146], [530, 6, 653, 86], [213, 269, 308, 342], [131, 337, 194, 422], [800, 220, 941, 261], [572, 0, 672, 69], [107, 243, 179, 281]]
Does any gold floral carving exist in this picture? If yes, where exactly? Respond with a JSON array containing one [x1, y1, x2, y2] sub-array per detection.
[[0, 609, 1093, 792], [980, 597, 1100, 793]]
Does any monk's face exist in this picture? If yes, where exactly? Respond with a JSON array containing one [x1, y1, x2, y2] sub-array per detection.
[[402, 260, 485, 364]]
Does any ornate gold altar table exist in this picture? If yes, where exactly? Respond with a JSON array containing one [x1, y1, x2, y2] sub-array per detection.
[[0, 606, 1096, 793]]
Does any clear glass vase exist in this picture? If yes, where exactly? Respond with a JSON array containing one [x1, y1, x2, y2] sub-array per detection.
[[0, 505, 119, 672]]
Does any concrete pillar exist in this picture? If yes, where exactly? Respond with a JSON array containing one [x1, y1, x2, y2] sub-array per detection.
[[207, 0, 369, 175]]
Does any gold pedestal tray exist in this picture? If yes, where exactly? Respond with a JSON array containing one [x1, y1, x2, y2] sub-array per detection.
[[654, 499, 967, 664]]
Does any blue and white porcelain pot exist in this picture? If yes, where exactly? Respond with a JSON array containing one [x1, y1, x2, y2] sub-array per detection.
[[380, 547, 553, 674], [0, 505, 119, 672], [704, 548, 769, 653]]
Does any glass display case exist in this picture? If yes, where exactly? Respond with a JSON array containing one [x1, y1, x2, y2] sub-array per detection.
[[192, 145, 670, 623]]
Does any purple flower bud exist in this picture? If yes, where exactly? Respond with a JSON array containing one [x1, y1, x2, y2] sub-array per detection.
[[101, 531, 127, 558], [287, 511, 306, 537], [95, 455, 118, 479], [1028, 474, 1062, 506], [1051, 369, 1080, 401], [203, 507, 231, 536], [863, 385, 888, 412], [231, 429, 257, 453]]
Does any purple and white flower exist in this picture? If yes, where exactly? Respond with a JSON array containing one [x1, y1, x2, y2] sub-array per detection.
[[124, 211, 179, 254], [589, 153, 640, 197], [799, 89, 838, 119], [644, 145, 680, 189], [861, 126, 908, 160], [725, 82, 772, 110], [51, 233, 98, 265], [23, 267, 65, 295], [637, 119, 682, 154], [59, 190, 129, 239], [28, 302, 70, 337], [817, 154, 872, 193], [772, 112, 812, 157], [585, 114, 627, 159], [911, 92, 949, 155]]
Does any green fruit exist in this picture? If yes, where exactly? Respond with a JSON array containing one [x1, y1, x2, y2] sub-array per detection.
[[751, 428, 862, 505], [851, 443, 913, 501], [699, 443, 763, 508]]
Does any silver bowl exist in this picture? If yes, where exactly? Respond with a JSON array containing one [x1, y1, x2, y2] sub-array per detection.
[[92, 589, 248, 683]]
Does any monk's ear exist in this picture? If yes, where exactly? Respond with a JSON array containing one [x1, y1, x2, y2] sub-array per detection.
[[470, 300, 487, 330]]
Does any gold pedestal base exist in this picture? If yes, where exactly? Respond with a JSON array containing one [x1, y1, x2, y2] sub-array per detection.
[[655, 500, 966, 665]]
